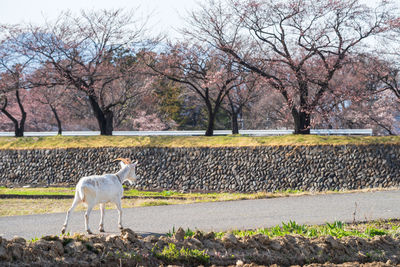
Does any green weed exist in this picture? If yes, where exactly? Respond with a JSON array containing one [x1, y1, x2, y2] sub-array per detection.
[[274, 189, 303, 194], [140, 200, 170, 207], [153, 243, 210, 265], [166, 226, 176, 238], [30, 237, 39, 243], [216, 220, 394, 239], [365, 228, 387, 237], [281, 220, 307, 234], [166, 227, 195, 238]]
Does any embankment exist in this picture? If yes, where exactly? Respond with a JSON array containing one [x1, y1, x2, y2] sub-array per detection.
[[0, 145, 399, 192]]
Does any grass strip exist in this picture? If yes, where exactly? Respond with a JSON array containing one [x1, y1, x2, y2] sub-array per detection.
[[0, 186, 303, 199], [0, 187, 75, 196], [1, 135, 400, 149], [0, 186, 395, 201]]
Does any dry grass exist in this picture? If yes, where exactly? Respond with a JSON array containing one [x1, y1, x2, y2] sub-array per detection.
[[0, 199, 73, 216], [1, 135, 400, 150], [0, 187, 302, 199], [0, 196, 263, 217], [0, 194, 284, 217], [0, 198, 197, 217]]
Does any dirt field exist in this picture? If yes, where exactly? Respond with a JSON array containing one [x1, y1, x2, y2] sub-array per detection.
[[1, 220, 400, 266]]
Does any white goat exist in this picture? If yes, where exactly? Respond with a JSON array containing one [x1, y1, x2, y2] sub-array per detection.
[[61, 158, 138, 234]]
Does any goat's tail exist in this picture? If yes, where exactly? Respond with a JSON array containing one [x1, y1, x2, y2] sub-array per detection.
[[77, 186, 86, 203]]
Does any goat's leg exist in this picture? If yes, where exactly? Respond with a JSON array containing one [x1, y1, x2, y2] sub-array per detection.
[[61, 194, 80, 234], [84, 203, 95, 234], [115, 200, 123, 230], [99, 203, 105, 232]]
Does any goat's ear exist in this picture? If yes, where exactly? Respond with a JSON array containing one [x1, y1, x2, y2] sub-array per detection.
[[119, 161, 126, 168]]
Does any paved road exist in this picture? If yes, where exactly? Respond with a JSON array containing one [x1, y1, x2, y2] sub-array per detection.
[[0, 190, 399, 240]]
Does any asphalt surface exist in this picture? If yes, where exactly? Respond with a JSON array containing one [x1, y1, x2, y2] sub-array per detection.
[[1, 190, 399, 240]]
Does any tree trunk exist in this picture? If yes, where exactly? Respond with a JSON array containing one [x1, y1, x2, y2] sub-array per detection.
[[16, 90, 26, 137], [205, 114, 215, 136], [50, 104, 62, 135], [292, 109, 311, 134], [0, 90, 26, 138], [205, 103, 216, 136], [227, 95, 241, 135], [231, 112, 239, 135], [0, 108, 22, 137], [15, 127, 24, 137], [88, 95, 113, 135], [104, 110, 114, 135]]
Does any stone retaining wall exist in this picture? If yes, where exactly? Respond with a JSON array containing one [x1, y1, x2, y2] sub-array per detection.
[[0, 145, 399, 192]]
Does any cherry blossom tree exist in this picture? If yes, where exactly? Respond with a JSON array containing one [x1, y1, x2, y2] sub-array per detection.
[[312, 56, 399, 135], [0, 76, 27, 137], [111, 76, 168, 131], [144, 43, 240, 136], [222, 72, 262, 133], [130, 111, 168, 131], [185, 0, 398, 134], [8, 9, 151, 135], [29, 84, 69, 135], [0, 33, 35, 137], [242, 90, 293, 130], [361, 58, 399, 134]]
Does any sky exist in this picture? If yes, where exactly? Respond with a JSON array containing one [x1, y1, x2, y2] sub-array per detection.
[[0, 0, 392, 39], [0, 0, 199, 39]]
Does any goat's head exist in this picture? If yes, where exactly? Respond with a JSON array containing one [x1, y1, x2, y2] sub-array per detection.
[[114, 158, 138, 185]]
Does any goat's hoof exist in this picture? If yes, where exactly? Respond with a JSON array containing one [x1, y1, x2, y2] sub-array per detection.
[[119, 226, 124, 230], [99, 229, 105, 233], [86, 230, 93, 235], [61, 228, 66, 235]]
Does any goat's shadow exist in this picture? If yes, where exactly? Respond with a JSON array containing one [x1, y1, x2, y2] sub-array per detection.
[[82, 230, 164, 238]]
